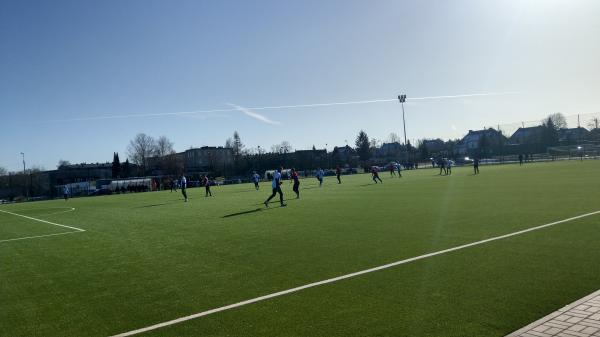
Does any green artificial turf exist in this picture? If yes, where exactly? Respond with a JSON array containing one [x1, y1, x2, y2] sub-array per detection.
[[1, 160, 599, 337]]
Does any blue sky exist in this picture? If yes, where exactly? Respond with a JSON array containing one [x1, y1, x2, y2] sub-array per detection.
[[1, 0, 599, 172]]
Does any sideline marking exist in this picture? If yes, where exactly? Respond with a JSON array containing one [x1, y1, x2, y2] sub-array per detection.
[[111, 210, 600, 337], [0, 208, 85, 243]]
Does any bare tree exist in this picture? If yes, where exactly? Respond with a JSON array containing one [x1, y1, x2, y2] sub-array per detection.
[[127, 133, 156, 173], [57, 159, 71, 169], [369, 138, 381, 149], [0, 166, 6, 176], [587, 117, 599, 130], [155, 136, 175, 157], [387, 132, 401, 143], [270, 141, 293, 154], [545, 113, 567, 130], [225, 137, 233, 149]]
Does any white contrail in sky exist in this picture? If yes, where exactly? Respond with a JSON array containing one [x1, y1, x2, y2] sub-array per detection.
[[47, 92, 518, 122], [226, 103, 281, 125]]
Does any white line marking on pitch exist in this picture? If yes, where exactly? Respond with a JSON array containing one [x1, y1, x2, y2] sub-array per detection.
[[0, 231, 82, 243], [41, 207, 76, 216], [0, 208, 85, 243], [111, 210, 600, 337]]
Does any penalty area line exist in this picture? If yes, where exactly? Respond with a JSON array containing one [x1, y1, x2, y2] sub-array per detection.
[[0, 208, 85, 232], [0, 231, 83, 243], [0, 208, 85, 244], [110, 210, 600, 337]]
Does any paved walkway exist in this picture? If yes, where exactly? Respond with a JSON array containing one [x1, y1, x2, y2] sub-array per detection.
[[507, 289, 600, 337]]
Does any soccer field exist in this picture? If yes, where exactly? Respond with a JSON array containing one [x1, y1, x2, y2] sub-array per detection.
[[2, 160, 600, 337]]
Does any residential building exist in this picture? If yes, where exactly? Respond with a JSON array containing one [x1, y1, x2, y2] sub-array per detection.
[[457, 128, 506, 155]]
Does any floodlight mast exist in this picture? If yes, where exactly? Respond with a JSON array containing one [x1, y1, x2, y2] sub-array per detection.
[[398, 94, 407, 146]]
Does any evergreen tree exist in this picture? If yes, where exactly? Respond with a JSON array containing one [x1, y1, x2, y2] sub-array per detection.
[[233, 131, 244, 157], [112, 152, 121, 178], [355, 130, 371, 162], [542, 118, 559, 147], [122, 159, 131, 178]]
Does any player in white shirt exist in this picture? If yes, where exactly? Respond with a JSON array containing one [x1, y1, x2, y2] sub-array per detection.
[[181, 174, 188, 202], [446, 159, 454, 175], [63, 186, 69, 201], [264, 167, 286, 207]]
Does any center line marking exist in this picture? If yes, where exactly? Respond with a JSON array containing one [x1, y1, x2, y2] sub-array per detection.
[[110, 210, 600, 337]]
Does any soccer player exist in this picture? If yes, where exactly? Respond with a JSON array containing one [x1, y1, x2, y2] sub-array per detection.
[[316, 168, 324, 187], [396, 162, 402, 177], [204, 175, 212, 197], [438, 157, 446, 175], [252, 171, 260, 190], [518, 154, 524, 166], [181, 174, 188, 202], [371, 166, 383, 183], [336, 166, 342, 184], [290, 168, 300, 198], [264, 167, 286, 207], [447, 159, 453, 175], [473, 157, 480, 175], [63, 185, 69, 201], [389, 164, 396, 177]]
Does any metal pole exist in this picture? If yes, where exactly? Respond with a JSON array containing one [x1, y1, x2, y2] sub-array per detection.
[[398, 94, 408, 162], [20, 152, 27, 198], [401, 103, 407, 146]]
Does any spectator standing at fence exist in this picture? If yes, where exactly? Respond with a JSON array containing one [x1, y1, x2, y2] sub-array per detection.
[[264, 167, 286, 208], [181, 174, 188, 202]]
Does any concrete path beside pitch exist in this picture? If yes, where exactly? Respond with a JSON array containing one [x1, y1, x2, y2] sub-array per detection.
[[506, 289, 600, 337]]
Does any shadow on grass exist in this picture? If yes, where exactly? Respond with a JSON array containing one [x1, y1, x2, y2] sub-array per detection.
[[134, 200, 181, 208], [222, 208, 265, 218], [358, 183, 379, 187]]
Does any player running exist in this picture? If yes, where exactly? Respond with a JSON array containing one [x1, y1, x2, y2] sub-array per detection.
[[336, 165, 342, 184], [371, 166, 383, 183], [181, 174, 188, 202], [290, 168, 300, 199], [252, 171, 260, 190], [204, 175, 212, 197], [264, 167, 286, 207], [396, 162, 402, 177], [316, 168, 324, 187], [446, 159, 454, 175], [63, 185, 69, 201], [389, 163, 396, 177]]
